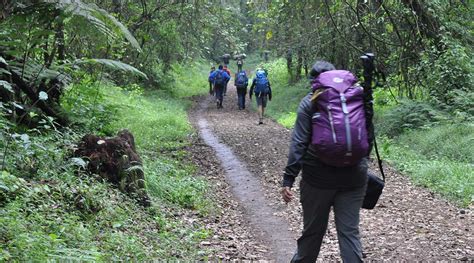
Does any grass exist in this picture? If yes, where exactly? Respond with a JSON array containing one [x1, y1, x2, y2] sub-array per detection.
[[259, 58, 311, 128], [102, 85, 212, 212], [167, 60, 212, 98], [379, 123, 474, 206], [0, 61, 216, 260], [258, 57, 473, 207]]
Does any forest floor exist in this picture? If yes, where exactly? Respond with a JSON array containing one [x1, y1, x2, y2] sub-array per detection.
[[187, 83, 473, 262]]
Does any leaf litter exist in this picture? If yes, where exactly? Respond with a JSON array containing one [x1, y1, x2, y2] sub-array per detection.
[[187, 84, 473, 262]]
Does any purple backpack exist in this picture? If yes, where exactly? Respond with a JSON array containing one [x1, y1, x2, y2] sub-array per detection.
[[311, 70, 369, 167]]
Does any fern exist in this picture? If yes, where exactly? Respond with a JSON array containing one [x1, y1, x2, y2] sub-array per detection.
[[73, 58, 148, 79], [41, 0, 142, 52], [0, 80, 13, 93], [9, 61, 71, 84]]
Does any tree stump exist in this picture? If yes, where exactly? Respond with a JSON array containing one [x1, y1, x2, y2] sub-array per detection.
[[74, 129, 150, 206]]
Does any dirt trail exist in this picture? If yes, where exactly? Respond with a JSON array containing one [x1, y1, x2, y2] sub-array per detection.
[[196, 99, 296, 261], [189, 83, 473, 261]]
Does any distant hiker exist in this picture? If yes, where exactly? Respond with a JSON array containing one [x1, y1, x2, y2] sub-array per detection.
[[208, 66, 216, 95], [234, 53, 246, 72], [222, 53, 231, 66], [209, 65, 230, 108], [234, 70, 249, 110], [222, 65, 231, 96], [281, 61, 374, 262], [263, 50, 270, 62], [236, 57, 243, 72], [249, 68, 272, 124]]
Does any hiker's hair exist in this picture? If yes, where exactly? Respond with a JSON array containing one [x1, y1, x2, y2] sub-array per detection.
[[310, 61, 335, 102], [218, 65, 223, 70], [310, 61, 335, 79]]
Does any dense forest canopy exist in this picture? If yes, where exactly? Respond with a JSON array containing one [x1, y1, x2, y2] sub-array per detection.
[[0, 0, 472, 129]]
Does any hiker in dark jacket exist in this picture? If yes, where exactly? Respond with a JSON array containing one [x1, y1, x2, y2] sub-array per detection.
[[222, 53, 231, 66], [208, 66, 216, 95], [222, 65, 231, 96], [249, 69, 272, 124], [282, 61, 372, 263], [234, 70, 249, 110], [234, 53, 246, 72], [209, 65, 230, 108], [236, 58, 243, 72]]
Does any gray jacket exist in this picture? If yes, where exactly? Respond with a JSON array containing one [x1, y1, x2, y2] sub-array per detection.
[[283, 93, 368, 189]]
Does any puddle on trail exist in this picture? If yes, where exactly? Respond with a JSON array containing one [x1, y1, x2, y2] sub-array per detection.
[[197, 98, 296, 262]]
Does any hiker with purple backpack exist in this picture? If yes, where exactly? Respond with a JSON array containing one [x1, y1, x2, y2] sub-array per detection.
[[281, 61, 375, 262]]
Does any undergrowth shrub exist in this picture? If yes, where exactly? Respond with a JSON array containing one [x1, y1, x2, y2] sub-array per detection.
[[396, 123, 474, 163], [100, 84, 212, 212], [61, 75, 119, 133], [260, 58, 309, 128], [376, 100, 447, 137], [417, 35, 473, 114], [448, 89, 474, 121], [381, 136, 473, 207], [1, 62, 216, 260], [167, 61, 210, 98]]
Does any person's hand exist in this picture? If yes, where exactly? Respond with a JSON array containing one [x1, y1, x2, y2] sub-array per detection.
[[281, 187, 293, 203]]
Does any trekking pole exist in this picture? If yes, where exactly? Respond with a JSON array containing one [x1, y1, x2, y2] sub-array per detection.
[[360, 53, 385, 179]]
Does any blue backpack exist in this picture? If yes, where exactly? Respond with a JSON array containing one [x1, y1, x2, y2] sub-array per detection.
[[235, 72, 247, 87], [214, 70, 225, 86], [254, 71, 269, 94]]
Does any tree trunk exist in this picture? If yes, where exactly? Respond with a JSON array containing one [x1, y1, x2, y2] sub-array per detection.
[[295, 47, 303, 81], [0, 55, 69, 126], [286, 48, 293, 83], [0, 0, 13, 21], [55, 19, 65, 61]]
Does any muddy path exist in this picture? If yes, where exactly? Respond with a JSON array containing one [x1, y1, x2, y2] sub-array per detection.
[[188, 83, 473, 261]]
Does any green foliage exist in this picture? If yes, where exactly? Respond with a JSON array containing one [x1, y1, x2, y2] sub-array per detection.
[[417, 35, 473, 113], [102, 87, 191, 150], [1, 67, 216, 260], [375, 99, 474, 207], [0, 171, 27, 205], [74, 59, 147, 79], [0, 167, 209, 261], [448, 89, 474, 120], [381, 134, 473, 207], [167, 61, 211, 98], [42, 0, 142, 51], [396, 123, 474, 164], [145, 157, 211, 212], [258, 58, 309, 128], [99, 84, 212, 211], [61, 76, 118, 133], [249, 0, 473, 102], [376, 100, 448, 138]]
